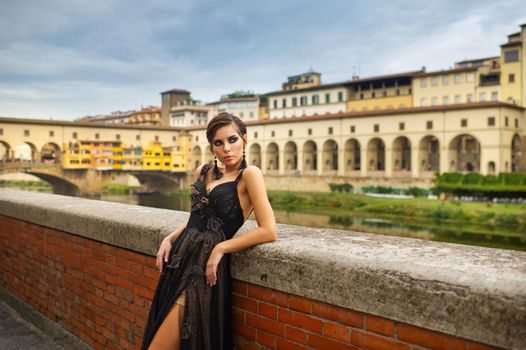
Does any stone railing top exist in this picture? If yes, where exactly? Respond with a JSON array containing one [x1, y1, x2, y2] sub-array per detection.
[[0, 189, 525, 349]]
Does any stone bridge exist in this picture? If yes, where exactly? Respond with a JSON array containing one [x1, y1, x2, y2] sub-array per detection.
[[0, 162, 189, 196]]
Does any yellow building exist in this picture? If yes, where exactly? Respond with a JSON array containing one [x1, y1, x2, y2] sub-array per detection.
[[142, 141, 164, 171], [62, 141, 92, 169], [112, 143, 123, 170], [92, 141, 120, 171], [122, 146, 143, 171]]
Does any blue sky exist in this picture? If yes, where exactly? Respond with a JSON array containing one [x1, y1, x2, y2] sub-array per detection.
[[0, 0, 525, 120]]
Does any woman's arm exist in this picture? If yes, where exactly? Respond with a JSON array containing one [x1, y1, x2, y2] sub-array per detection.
[[206, 165, 277, 285]]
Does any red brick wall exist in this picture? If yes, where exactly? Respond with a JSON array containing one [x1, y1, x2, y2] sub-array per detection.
[[0, 215, 501, 350]]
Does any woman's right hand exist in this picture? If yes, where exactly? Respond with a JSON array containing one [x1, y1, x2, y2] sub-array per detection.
[[156, 238, 172, 273]]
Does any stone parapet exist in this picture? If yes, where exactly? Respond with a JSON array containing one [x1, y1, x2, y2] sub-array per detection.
[[0, 189, 524, 349]]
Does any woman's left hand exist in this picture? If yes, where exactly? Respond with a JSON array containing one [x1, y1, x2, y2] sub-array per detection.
[[206, 245, 224, 286]]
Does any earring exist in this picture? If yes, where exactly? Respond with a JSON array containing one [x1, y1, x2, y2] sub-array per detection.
[[213, 156, 223, 180], [239, 148, 247, 169]]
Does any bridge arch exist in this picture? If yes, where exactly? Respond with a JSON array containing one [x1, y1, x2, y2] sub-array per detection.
[[266, 143, 279, 172], [419, 135, 440, 173], [367, 137, 385, 172], [344, 138, 361, 172], [14, 141, 38, 161], [25, 171, 79, 196], [302, 140, 317, 173], [0, 140, 13, 162], [322, 139, 338, 172], [284, 141, 298, 171], [41, 142, 62, 164]]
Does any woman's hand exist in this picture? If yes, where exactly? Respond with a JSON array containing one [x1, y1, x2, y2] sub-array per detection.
[[156, 238, 172, 273], [205, 245, 225, 286]]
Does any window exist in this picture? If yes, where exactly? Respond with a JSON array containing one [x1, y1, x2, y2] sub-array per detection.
[[249, 112, 254, 118], [442, 76, 449, 85], [360, 93, 364, 99], [23, 129, 30, 136], [505, 116, 509, 127], [136, 134, 140, 141], [155, 135, 159, 141], [461, 119, 467, 127], [431, 97, 438, 106], [300, 96, 307, 106], [383, 91, 387, 97], [73, 132, 78, 138], [49, 130, 54, 137], [254, 132, 258, 139], [426, 121, 433, 130], [338, 91, 343, 102], [289, 130, 293, 136], [455, 95, 461, 104], [116, 134, 120, 140], [466, 73, 474, 82], [455, 74, 462, 84], [271, 131, 275, 137], [466, 94, 473, 103], [488, 117, 495, 126], [0, 128, 2, 135], [273, 100, 277, 109], [515, 118, 519, 128], [282, 99, 287, 108], [328, 127, 333, 135], [371, 92, 376, 98], [420, 98, 427, 106], [479, 92, 486, 102], [420, 78, 427, 87], [509, 74, 515, 83], [396, 89, 400, 96], [504, 50, 519, 62], [374, 124, 379, 132], [431, 77, 438, 86], [292, 97, 298, 106], [491, 91, 498, 101], [173, 136, 177, 141], [399, 122, 405, 131], [95, 133, 99, 140], [350, 125, 355, 133], [325, 93, 331, 103], [312, 95, 319, 105], [443, 96, 450, 105], [308, 128, 312, 135]]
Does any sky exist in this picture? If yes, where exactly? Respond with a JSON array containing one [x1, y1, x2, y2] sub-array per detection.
[[0, 0, 525, 120]]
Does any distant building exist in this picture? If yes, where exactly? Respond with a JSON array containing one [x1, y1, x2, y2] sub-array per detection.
[[160, 89, 191, 126], [207, 91, 260, 121], [169, 99, 211, 127], [78, 107, 161, 126]]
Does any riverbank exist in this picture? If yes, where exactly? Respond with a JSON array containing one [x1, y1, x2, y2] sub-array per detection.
[[0, 179, 52, 192]]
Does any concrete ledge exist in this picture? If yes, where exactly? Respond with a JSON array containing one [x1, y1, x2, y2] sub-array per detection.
[[1, 189, 525, 349]]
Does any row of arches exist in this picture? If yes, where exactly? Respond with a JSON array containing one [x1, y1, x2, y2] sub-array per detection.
[[0, 141, 62, 163], [191, 134, 523, 175]]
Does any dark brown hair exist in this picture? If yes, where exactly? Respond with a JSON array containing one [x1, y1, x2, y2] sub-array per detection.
[[206, 112, 247, 150]]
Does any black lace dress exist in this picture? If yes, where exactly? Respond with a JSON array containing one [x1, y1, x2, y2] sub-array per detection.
[[141, 162, 248, 350]]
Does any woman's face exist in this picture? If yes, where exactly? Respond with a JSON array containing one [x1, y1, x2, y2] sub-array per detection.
[[210, 123, 246, 168]]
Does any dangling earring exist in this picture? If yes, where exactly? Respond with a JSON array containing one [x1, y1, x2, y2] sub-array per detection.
[[213, 156, 223, 180], [239, 148, 247, 169]]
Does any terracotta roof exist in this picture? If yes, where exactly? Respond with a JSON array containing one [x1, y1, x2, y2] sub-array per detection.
[[186, 101, 524, 130], [501, 41, 522, 48], [455, 56, 499, 65], [415, 67, 477, 77], [0, 116, 185, 131], [345, 71, 421, 85], [160, 89, 191, 95]]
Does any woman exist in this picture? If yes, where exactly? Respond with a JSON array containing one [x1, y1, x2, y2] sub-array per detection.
[[141, 112, 277, 350]]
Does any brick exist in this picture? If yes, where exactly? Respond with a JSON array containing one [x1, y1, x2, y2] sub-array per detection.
[[233, 295, 258, 313], [247, 284, 288, 307], [276, 338, 310, 350], [365, 314, 395, 336], [279, 309, 323, 334], [285, 326, 308, 344], [257, 330, 277, 349], [258, 302, 278, 319], [234, 335, 262, 350], [246, 313, 285, 337], [397, 323, 467, 350], [312, 300, 364, 328], [308, 334, 358, 350], [233, 280, 248, 296], [233, 320, 256, 341], [289, 295, 312, 313], [350, 329, 365, 347], [323, 321, 350, 342], [364, 333, 412, 350]]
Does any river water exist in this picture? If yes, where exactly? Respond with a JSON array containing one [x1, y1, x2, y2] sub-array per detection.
[[99, 192, 526, 252]]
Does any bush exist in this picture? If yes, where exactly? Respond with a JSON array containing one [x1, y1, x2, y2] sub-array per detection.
[[499, 173, 526, 185], [328, 183, 354, 193], [462, 173, 483, 185], [440, 172, 463, 184]]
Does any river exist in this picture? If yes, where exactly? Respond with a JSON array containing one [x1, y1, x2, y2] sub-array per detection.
[[99, 192, 526, 252]]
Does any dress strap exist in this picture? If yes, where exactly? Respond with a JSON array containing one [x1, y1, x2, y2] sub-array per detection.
[[234, 167, 245, 184], [199, 162, 211, 181]]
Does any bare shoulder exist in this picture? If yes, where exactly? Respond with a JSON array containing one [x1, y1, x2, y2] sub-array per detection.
[[242, 165, 263, 180]]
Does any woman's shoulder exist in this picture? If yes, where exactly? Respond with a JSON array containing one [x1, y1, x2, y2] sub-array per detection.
[[241, 165, 263, 181], [194, 162, 213, 180]]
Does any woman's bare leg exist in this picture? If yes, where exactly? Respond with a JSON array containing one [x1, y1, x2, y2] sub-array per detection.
[[148, 294, 185, 350]]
